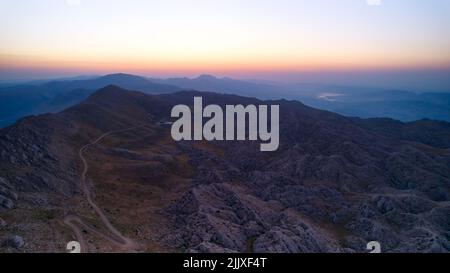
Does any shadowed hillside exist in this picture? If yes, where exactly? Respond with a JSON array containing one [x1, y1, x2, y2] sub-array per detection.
[[0, 74, 182, 128]]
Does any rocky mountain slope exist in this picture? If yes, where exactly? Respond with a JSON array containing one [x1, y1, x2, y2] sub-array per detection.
[[0, 86, 449, 253]]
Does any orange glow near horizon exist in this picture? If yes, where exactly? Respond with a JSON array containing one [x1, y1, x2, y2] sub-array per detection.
[[1, 0, 450, 83], [2, 51, 449, 76]]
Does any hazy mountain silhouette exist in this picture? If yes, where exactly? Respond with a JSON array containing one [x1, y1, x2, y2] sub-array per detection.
[[154, 74, 450, 122], [151, 74, 289, 99], [0, 73, 181, 127], [1, 73, 449, 128]]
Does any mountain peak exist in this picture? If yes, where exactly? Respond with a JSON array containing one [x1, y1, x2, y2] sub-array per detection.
[[86, 85, 135, 102], [99, 73, 147, 81], [196, 74, 218, 80]]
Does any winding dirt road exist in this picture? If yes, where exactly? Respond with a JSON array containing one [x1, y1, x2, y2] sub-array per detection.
[[64, 125, 146, 253]]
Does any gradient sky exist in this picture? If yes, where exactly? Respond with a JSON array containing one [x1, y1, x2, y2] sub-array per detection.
[[0, 0, 449, 91]]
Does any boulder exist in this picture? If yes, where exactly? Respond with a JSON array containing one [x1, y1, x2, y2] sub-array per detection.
[[2, 235, 24, 248]]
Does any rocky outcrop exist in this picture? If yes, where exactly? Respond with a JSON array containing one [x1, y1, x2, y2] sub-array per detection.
[[1, 235, 24, 249], [166, 181, 339, 253], [0, 177, 17, 209]]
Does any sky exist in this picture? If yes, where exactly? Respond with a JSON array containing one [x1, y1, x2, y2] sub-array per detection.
[[0, 0, 449, 91]]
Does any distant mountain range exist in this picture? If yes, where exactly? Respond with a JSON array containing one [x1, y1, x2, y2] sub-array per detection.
[[153, 74, 450, 122], [0, 73, 449, 128], [0, 73, 181, 127], [1, 85, 449, 252]]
